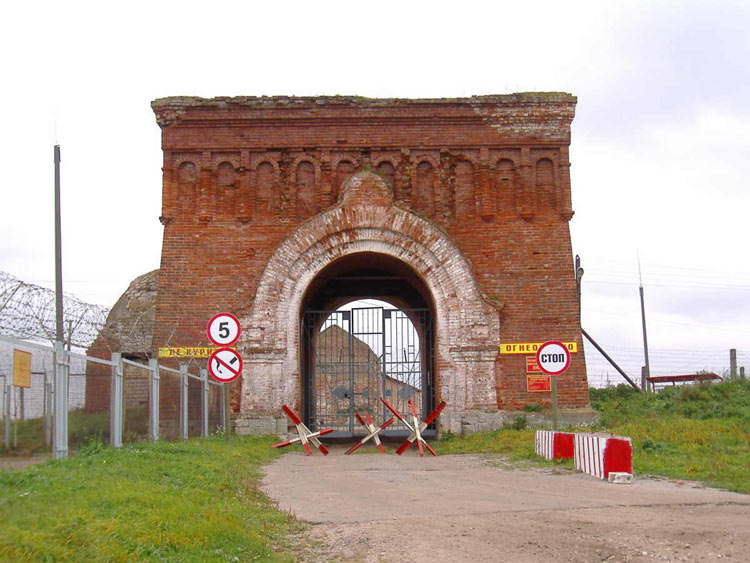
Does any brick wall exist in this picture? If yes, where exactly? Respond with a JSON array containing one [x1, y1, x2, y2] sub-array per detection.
[[151, 94, 592, 430]]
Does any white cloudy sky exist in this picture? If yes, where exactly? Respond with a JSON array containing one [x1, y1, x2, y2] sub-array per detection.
[[1, 0, 748, 383]]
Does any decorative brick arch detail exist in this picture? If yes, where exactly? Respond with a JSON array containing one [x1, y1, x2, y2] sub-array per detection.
[[372, 154, 400, 168], [172, 154, 199, 168], [291, 156, 322, 183], [453, 152, 480, 168], [331, 154, 360, 170], [213, 158, 240, 172], [249, 155, 281, 173], [238, 171, 499, 420]]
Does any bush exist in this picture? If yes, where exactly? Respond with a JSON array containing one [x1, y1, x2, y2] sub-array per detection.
[[507, 415, 528, 430]]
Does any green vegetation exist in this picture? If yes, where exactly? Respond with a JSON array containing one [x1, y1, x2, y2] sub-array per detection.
[[440, 380, 750, 493], [589, 380, 750, 493], [439, 427, 539, 460], [1, 380, 747, 560], [1, 407, 149, 455], [0, 436, 299, 561]]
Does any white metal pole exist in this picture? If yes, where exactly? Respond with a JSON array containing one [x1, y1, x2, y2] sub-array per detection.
[[53, 341, 69, 459], [149, 359, 160, 441], [110, 353, 123, 448], [180, 365, 188, 441], [201, 368, 209, 437], [3, 383, 10, 448]]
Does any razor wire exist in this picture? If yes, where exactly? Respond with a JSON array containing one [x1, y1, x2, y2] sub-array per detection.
[[0, 271, 109, 348]]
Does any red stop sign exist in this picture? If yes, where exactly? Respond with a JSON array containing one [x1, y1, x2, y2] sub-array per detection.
[[535, 341, 571, 376]]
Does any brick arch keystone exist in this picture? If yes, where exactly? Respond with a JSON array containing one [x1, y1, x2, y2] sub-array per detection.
[[238, 171, 499, 419]]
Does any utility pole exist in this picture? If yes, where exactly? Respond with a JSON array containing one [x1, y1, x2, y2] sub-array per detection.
[[730, 349, 737, 380], [638, 257, 651, 392], [53, 144, 68, 459], [55, 145, 63, 344]]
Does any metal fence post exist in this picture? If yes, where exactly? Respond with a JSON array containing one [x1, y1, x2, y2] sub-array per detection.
[[110, 352, 123, 448], [149, 359, 160, 441], [180, 365, 188, 441], [53, 341, 69, 459], [3, 383, 10, 449], [219, 382, 226, 433], [44, 378, 52, 447], [201, 368, 209, 438], [223, 383, 230, 442]]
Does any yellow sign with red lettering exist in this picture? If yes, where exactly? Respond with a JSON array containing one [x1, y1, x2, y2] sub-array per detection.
[[13, 349, 31, 388], [500, 342, 578, 355], [158, 347, 217, 358]]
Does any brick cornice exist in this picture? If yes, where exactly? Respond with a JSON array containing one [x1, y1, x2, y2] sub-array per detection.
[[152, 94, 576, 148]]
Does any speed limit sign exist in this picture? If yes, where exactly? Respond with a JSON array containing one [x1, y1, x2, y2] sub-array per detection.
[[207, 313, 241, 347]]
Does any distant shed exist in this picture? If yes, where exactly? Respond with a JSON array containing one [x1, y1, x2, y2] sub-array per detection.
[[647, 373, 721, 391]]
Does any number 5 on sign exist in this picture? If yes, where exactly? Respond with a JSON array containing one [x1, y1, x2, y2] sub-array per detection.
[[207, 313, 241, 347]]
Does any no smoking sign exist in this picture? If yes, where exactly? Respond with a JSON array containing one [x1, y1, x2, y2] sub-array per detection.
[[208, 347, 243, 383], [206, 312, 244, 383]]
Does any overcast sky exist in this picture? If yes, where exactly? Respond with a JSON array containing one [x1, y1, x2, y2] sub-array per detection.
[[1, 0, 748, 384]]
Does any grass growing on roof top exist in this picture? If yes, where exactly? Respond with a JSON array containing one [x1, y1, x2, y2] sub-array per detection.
[[0, 435, 300, 561]]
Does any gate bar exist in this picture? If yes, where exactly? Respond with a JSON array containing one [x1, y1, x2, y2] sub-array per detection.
[[582, 329, 641, 392]]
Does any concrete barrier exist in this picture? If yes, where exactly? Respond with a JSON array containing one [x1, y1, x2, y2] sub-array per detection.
[[534, 430, 575, 460], [574, 432, 633, 480]]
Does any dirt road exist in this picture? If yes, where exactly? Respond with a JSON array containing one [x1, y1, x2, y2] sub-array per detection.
[[262, 447, 750, 562]]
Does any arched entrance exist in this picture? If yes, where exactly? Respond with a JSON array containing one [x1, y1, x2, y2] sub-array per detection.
[[301, 253, 435, 436], [238, 171, 501, 432]]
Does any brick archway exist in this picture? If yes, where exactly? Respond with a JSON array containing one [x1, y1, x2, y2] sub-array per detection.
[[238, 171, 500, 428]]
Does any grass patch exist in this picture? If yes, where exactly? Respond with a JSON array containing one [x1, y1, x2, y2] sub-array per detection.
[[1, 407, 149, 456], [0, 435, 300, 561], [589, 380, 750, 493], [438, 426, 575, 472], [439, 380, 750, 493]]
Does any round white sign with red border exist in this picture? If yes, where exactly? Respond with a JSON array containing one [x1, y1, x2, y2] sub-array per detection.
[[208, 347, 243, 383], [535, 341, 571, 376], [207, 312, 241, 347]]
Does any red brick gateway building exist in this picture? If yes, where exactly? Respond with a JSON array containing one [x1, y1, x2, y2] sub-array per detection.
[[149, 94, 595, 437]]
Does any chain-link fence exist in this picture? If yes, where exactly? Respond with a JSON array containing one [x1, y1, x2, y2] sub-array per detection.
[[1, 340, 56, 453], [1, 334, 231, 458]]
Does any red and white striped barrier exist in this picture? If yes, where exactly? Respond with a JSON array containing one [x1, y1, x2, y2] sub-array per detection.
[[534, 430, 575, 460], [574, 433, 633, 480], [345, 412, 394, 454], [381, 398, 446, 456], [272, 405, 333, 456]]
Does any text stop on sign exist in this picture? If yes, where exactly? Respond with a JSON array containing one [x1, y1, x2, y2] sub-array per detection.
[[535, 341, 571, 376]]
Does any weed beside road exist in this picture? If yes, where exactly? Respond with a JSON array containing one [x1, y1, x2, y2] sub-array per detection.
[[1, 381, 747, 561], [439, 380, 750, 494], [0, 436, 299, 561], [591, 380, 750, 493]]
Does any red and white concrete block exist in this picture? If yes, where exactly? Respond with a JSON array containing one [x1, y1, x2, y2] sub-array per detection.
[[574, 432, 633, 482], [534, 430, 575, 460]]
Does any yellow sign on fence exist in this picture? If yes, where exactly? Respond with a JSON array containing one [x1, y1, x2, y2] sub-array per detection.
[[13, 349, 31, 388], [500, 342, 578, 355], [158, 347, 215, 358]]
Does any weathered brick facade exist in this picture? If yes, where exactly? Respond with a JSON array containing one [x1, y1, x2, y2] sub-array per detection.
[[151, 94, 593, 435]]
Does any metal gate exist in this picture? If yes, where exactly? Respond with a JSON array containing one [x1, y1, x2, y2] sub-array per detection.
[[302, 307, 433, 437]]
